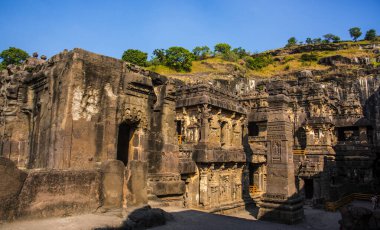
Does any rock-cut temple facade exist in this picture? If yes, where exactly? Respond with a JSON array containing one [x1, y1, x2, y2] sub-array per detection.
[[1, 49, 380, 223]]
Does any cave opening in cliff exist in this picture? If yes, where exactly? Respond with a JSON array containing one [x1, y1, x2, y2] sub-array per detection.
[[117, 122, 137, 165]]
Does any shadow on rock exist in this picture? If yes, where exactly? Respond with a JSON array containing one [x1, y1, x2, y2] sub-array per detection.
[[339, 205, 380, 230], [95, 205, 173, 230]]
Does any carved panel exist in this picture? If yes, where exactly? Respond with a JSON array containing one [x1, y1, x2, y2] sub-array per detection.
[[271, 140, 281, 162]]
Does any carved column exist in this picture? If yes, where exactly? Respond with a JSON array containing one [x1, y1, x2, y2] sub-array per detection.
[[258, 81, 304, 224]]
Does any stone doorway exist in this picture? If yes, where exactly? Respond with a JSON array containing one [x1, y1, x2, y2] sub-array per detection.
[[304, 178, 314, 199], [116, 122, 137, 165]]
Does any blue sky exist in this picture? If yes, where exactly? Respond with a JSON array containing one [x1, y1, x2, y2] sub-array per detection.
[[0, 0, 379, 59]]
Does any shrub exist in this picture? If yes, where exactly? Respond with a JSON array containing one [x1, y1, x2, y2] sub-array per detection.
[[232, 47, 249, 58], [245, 55, 273, 70], [300, 53, 318, 62], [222, 51, 239, 62]]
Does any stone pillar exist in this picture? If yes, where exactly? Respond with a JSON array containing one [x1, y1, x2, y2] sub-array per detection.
[[258, 81, 304, 224]]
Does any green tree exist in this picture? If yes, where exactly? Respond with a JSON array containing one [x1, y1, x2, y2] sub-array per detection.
[[286, 37, 297, 47], [323, 34, 337, 43], [332, 35, 341, 43], [192, 46, 211, 60], [152, 49, 166, 64], [305, 38, 313, 44], [349, 27, 362, 41], [0, 47, 29, 68], [121, 49, 147, 66], [232, 47, 249, 58], [364, 29, 377, 41], [214, 43, 231, 54], [312, 38, 322, 44], [165, 46, 194, 72]]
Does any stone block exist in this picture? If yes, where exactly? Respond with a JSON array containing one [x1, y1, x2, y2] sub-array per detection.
[[149, 180, 185, 196], [101, 160, 125, 208], [125, 160, 148, 206], [17, 169, 102, 219], [0, 157, 27, 220]]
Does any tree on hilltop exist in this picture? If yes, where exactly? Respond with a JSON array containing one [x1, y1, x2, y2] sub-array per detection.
[[349, 27, 362, 41], [305, 38, 313, 45], [323, 34, 340, 43], [192, 46, 211, 60], [165, 46, 194, 72], [214, 43, 231, 54], [0, 47, 29, 69], [232, 47, 249, 58], [364, 29, 377, 41], [122, 49, 148, 66], [151, 49, 167, 65], [286, 37, 297, 47], [312, 38, 322, 44]]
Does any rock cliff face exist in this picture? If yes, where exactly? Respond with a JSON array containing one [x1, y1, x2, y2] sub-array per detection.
[[0, 47, 379, 222]]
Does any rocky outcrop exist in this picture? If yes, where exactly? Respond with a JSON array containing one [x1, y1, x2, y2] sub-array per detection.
[[319, 55, 371, 66]]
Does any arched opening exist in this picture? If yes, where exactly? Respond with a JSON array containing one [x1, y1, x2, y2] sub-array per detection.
[[116, 122, 137, 165]]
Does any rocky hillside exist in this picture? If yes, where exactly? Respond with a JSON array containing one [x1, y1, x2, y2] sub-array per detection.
[[147, 40, 380, 84]]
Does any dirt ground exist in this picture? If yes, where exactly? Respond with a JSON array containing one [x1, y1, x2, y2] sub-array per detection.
[[0, 201, 372, 230]]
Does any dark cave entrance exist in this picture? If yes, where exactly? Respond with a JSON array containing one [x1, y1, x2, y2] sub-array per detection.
[[116, 122, 137, 165], [304, 178, 314, 199]]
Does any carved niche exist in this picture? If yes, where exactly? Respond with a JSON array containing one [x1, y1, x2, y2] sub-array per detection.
[[271, 140, 281, 162], [121, 103, 147, 129]]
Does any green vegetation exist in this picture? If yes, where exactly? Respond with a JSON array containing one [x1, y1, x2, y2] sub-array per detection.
[[122, 49, 148, 66], [349, 27, 362, 41], [300, 53, 318, 62], [214, 43, 231, 55], [232, 47, 250, 58], [192, 46, 211, 60], [323, 34, 340, 43], [245, 54, 273, 70], [364, 29, 377, 41], [164, 47, 194, 72], [133, 26, 380, 79], [286, 37, 297, 47], [0, 47, 29, 70]]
